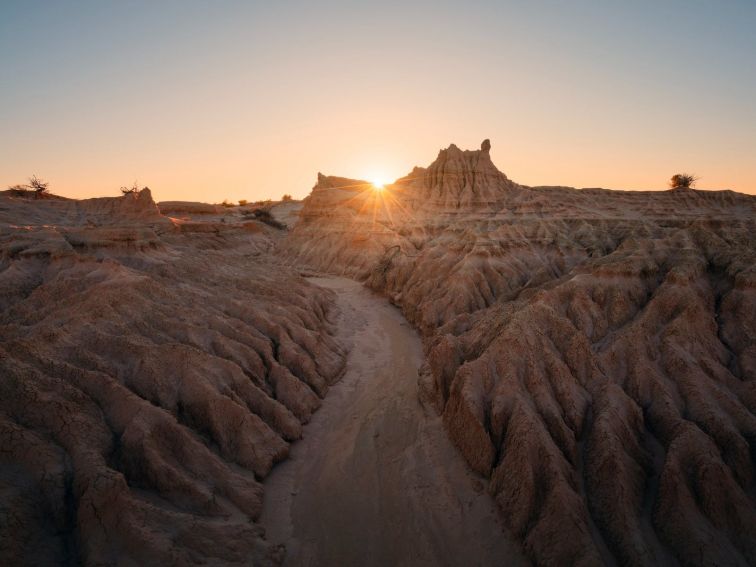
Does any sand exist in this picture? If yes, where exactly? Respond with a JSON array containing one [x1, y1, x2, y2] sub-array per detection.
[[4, 140, 755, 566], [284, 140, 756, 565], [260, 276, 528, 567], [0, 189, 344, 565]]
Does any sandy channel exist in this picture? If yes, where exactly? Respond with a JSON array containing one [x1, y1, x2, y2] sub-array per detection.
[[260, 277, 528, 566]]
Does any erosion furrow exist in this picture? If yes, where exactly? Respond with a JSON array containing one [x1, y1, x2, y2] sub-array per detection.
[[285, 140, 756, 566]]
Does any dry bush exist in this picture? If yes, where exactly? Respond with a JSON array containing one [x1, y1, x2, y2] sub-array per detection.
[[238, 199, 248, 206], [28, 175, 48, 194], [669, 173, 698, 189], [7, 184, 29, 197], [281, 194, 293, 202], [120, 182, 141, 195], [7, 176, 49, 198]]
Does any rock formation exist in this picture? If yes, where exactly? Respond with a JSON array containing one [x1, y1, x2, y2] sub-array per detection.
[[285, 141, 756, 566], [2, 143, 754, 566], [0, 189, 344, 565], [158, 200, 223, 215]]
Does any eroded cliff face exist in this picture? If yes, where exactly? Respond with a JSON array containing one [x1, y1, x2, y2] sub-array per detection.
[[285, 142, 756, 566], [0, 190, 345, 565]]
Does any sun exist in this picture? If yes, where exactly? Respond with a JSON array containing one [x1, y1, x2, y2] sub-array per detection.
[[370, 173, 395, 190]]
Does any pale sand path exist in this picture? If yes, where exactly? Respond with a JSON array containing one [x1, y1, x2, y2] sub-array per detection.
[[260, 277, 528, 567]]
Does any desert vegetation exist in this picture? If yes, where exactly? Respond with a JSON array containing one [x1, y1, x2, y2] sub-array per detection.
[[669, 173, 698, 189], [119, 182, 146, 195], [28, 175, 48, 194], [6, 175, 49, 197]]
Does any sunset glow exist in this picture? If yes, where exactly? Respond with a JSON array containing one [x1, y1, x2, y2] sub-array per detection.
[[1, 2, 755, 200], [1, 3, 754, 566]]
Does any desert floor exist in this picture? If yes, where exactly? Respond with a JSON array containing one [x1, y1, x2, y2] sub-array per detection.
[[259, 277, 528, 566]]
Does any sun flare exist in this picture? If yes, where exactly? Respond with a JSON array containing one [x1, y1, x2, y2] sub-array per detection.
[[371, 179, 385, 190]]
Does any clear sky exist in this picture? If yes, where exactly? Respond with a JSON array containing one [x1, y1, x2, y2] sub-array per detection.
[[2, 0, 755, 202]]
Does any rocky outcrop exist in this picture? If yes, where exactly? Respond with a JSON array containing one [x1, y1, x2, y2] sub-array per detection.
[[396, 138, 522, 210], [0, 190, 346, 565], [158, 200, 222, 215], [0, 188, 165, 227], [286, 141, 756, 566]]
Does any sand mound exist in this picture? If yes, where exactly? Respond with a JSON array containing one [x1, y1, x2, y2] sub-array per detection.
[[285, 141, 756, 566], [0, 189, 345, 565]]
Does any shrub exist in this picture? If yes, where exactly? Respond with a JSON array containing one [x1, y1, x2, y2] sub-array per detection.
[[238, 199, 248, 206], [7, 184, 29, 197], [220, 199, 235, 208], [120, 181, 140, 195], [281, 194, 293, 202], [7, 176, 49, 198], [28, 175, 48, 194], [669, 173, 698, 189]]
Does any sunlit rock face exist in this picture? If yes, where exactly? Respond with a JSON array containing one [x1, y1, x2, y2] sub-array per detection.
[[397, 139, 522, 211], [286, 141, 756, 566], [0, 189, 345, 565]]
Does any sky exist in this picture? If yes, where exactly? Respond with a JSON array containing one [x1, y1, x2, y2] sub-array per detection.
[[1, 0, 755, 202]]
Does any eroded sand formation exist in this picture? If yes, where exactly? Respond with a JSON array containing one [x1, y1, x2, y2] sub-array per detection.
[[0, 190, 345, 565], [2, 142, 754, 566], [260, 277, 527, 567], [285, 141, 756, 566]]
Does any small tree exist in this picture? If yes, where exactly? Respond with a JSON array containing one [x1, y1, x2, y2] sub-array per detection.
[[28, 175, 49, 196], [669, 173, 698, 189], [238, 199, 248, 206], [281, 194, 293, 201]]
